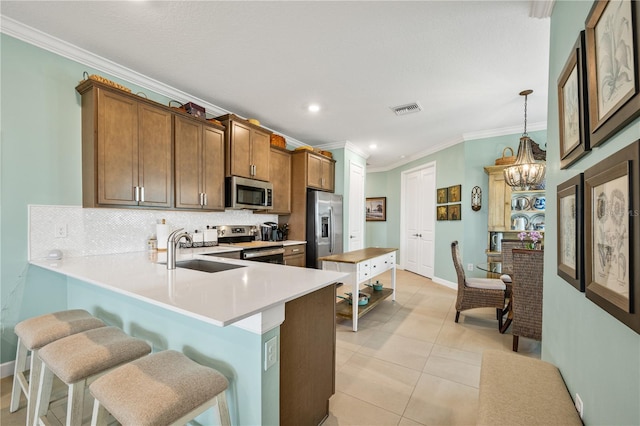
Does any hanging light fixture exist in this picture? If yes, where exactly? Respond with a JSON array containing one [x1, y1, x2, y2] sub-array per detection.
[[504, 90, 546, 190]]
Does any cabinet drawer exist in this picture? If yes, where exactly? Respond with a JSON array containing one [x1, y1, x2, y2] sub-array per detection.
[[357, 261, 372, 282], [284, 244, 306, 256], [371, 253, 395, 274]]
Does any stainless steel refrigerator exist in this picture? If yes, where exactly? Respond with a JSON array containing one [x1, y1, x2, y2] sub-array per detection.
[[306, 190, 343, 268]]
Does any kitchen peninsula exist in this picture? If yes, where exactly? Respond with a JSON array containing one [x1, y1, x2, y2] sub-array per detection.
[[29, 249, 347, 425]]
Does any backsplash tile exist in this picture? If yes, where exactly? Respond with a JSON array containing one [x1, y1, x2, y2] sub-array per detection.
[[28, 205, 277, 260]]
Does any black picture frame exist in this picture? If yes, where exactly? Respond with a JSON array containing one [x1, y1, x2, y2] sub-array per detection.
[[366, 197, 387, 221], [558, 31, 591, 169], [448, 204, 461, 221], [585, 0, 640, 147], [437, 188, 448, 204], [557, 173, 585, 291], [437, 205, 448, 221], [584, 140, 640, 334], [448, 185, 461, 203]]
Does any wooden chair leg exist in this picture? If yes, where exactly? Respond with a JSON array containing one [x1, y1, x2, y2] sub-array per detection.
[[512, 335, 519, 352], [455, 311, 460, 323], [9, 339, 27, 413], [217, 392, 231, 426], [497, 308, 503, 330]]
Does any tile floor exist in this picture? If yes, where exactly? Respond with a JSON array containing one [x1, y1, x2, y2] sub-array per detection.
[[0, 269, 540, 426]]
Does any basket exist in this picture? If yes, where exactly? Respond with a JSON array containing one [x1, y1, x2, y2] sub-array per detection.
[[495, 147, 516, 165], [82, 72, 131, 93], [270, 134, 286, 148], [319, 150, 333, 159]]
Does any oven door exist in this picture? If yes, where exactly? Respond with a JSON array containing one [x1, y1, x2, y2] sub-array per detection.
[[242, 247, 285, 264]]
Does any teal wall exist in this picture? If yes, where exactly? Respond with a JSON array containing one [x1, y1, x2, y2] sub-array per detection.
[[0, 34, 280, 424], [543, 2, 640, 424], [365, 130, 546, 284]]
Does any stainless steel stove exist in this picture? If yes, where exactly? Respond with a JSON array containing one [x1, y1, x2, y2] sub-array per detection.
[[215, 225, 284, 264]]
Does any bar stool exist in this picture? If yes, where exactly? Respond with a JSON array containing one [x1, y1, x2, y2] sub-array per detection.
[[34, 326, 152, 426], [89, 350, 231, 426], [10, 309, 106, 426]]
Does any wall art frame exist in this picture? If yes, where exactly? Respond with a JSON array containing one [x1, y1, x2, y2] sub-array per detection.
[[557, 173, 585, 291], [448, 204, 461, 221], [448, 185, 461, 203], [585, 0, 640, 147], [436, 205, 448, 221], [558, 31, 591, 169], [365, 197, 387, 221], [584, 140, 640, 334], [437, 188, 448, 204]]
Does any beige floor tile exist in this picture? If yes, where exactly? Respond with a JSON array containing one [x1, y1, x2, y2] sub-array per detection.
[[357, 330, 433, 371], [336, 345, 356, 369], [381, 310, 445, 343], [336, 353, 421, 415], [398, 416, 426, 426], [325, 391, 401, 426], [429, 344, 483, 367], [403, 373, 479, 426], [435, 320, 509, 354], [422, 355, 481, 388]]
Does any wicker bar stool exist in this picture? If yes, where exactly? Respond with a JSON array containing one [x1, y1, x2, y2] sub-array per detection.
[[10, 309, 106, 426], [511, 248, 544, 351], [89, 350, 231, 426], [33, 326, 152, 426]]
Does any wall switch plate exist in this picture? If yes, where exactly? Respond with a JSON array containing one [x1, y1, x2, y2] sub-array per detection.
[[467, 263, 474, 271], [264, 336, 278, 371], [55, 224, 67, 238], [575, 393, 584, 418]]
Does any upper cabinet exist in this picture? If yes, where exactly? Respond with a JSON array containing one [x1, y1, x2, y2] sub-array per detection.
[[293, 150, 335, 192], [215, 114, 272, 182], [268, 146, 292, 214], [174, 115, 225, 211], [77, 80, 173, 208], [484, 165, 512, 232]]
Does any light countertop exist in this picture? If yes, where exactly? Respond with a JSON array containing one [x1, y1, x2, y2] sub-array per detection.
[[319, 247, 397, 264], [29, 247, 346, 329]]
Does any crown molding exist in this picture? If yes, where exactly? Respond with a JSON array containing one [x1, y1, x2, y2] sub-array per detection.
[[462, 121, 546, 141], [529, 0, 555, 18]]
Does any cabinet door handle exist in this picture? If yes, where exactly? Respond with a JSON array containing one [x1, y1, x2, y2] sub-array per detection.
[[140, 187, 145, 202], [292, 248, 300, 252], [134, 186, 140, 202], [203, 193, 208, 206]]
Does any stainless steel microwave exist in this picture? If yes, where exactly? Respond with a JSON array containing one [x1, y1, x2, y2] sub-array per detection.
[[225, 176, 273, 210]]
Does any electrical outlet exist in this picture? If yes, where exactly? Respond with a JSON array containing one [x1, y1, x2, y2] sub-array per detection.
[[54, 224, 67, 238], [467, 263, 474, 271], [264, 336, 278, 371], [575, 393, 584, 419]]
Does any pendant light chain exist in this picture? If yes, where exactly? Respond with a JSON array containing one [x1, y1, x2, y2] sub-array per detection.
[[523, 93, 528, 136]]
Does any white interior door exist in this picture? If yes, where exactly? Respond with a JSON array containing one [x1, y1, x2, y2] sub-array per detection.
[[402, 162, 435, 278], [348, 161, 365, 251]]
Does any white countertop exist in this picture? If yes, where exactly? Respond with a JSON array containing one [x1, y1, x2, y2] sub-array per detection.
[[29, 247, 345, 330]]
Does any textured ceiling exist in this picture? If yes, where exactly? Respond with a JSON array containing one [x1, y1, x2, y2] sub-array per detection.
[[1, 1, 551, 170]]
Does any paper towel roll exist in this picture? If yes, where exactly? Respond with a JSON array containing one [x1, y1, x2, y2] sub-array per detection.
[[157, 221, 169, 251]]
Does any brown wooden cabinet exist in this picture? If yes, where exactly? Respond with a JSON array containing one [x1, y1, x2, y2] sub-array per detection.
[[216, 114, 271, 181], [484, 165, 512, 232], [305, 151, 335, 192], [268, 146, 292, 214], [284, 244, 306, 267], [174, 115, 225, 210], [78, 80, 172, 208], [280, 283, 336, 425]]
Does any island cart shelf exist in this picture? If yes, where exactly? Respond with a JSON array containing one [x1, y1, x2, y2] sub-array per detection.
[[335, 287, 394, 320], [319, 247, 397, 331]]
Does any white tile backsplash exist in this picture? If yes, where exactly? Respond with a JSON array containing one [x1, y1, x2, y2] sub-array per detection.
[[28, 205, 277, 260]]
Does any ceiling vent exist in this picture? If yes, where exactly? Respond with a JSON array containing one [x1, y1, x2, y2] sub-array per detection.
[[390, 102, 422, 116]]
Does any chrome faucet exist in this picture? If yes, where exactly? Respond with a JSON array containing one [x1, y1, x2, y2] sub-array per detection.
[[166, 228, 193, 270]]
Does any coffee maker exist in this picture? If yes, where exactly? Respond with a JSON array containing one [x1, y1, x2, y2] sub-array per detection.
[[261, 222, 278, 241]]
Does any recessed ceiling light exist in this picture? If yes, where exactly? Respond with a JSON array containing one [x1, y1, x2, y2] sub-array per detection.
[[369, 144, 378, 150], [308, 104, 320, 113]]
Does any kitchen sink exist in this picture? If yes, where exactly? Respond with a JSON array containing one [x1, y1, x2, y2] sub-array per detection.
[[175, 259, 247, 273]]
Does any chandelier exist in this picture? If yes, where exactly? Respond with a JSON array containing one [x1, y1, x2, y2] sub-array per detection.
[[504, 90, 546, 191]]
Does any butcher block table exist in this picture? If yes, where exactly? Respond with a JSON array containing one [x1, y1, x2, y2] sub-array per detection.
[[319, 248, 397, 331]]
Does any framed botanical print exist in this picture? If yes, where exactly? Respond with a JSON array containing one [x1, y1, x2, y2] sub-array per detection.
[[558, 31, 590, 169], [584, 140, 640, 334], [436, 205, 448, 221], [437, 188, 448, 204], [557, 173, 584, 291], [448, 185, 461, 203], [447, 204, 461, 221], [586, 0, 640, 147]]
